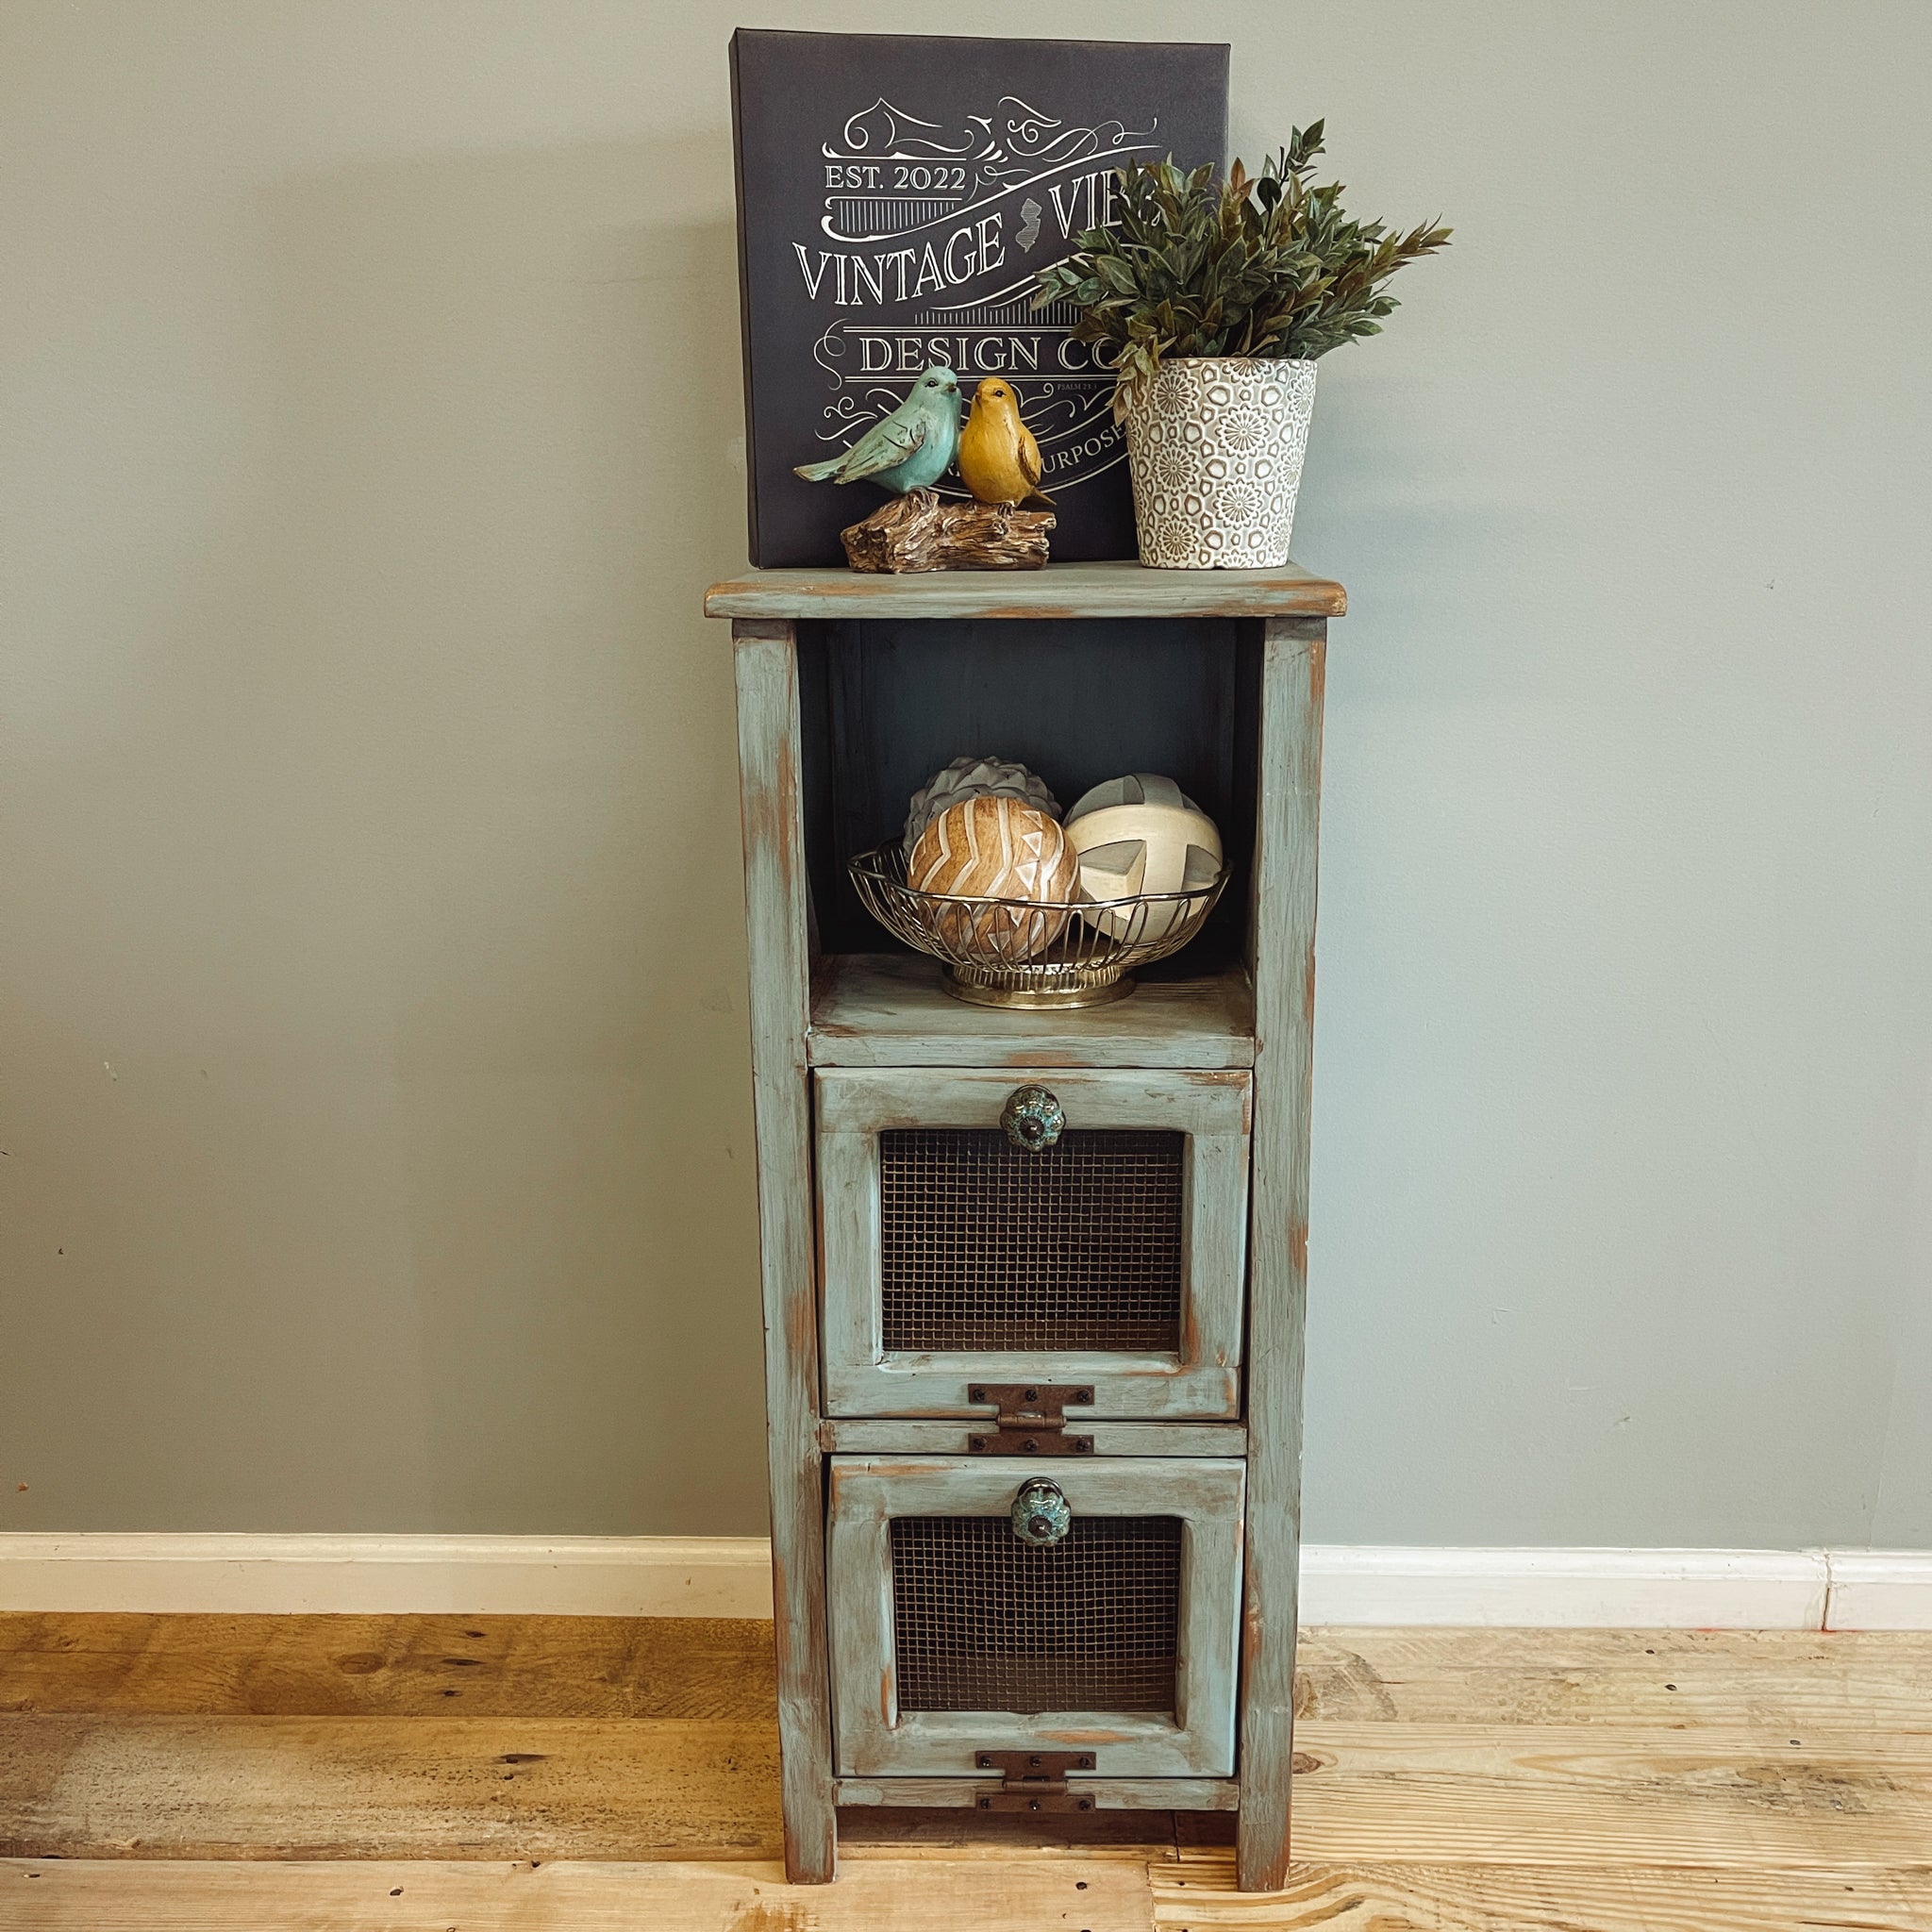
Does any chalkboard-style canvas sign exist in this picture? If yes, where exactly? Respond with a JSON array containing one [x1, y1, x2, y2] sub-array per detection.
[[729, 29, 1228, 566]]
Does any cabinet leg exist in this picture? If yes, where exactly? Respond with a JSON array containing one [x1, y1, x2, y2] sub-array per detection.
[[1235, 616, 1322, 1895], [1235, 1732, 1293, 1890], [770, 1465, 838, 1884], [736, 621, 839, 1886], [782, 1780, 838, 1885]]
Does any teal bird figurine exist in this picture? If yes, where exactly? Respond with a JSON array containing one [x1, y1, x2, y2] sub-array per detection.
[[793, 365, 960, 494]]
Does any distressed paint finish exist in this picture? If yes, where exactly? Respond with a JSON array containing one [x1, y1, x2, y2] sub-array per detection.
[[826, 1457, 1245, 1779], [818, 1420, 1246, 1457], [808, 955, 1257, 1071], [834, 1777, 1240, 1811], [705, 559, 1347, 623], [815, 1065, 1252, 1133], [714, 574, 1336, 1885], [732, 619, 837, 1883], [814, 1067, 1250, 1420], [1236, 615, 1325, 1891]]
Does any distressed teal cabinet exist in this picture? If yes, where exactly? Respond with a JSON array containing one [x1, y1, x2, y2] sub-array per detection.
[[706, 561, 1340, 1890]]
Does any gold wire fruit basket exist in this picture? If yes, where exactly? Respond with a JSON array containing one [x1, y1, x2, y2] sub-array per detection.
[[848, 842, 1228, 1009]]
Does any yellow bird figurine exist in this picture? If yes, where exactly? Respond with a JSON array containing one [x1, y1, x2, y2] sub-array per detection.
[[958, 378, 1055, 510]]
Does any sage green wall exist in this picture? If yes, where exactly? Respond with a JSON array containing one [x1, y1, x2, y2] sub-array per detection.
[[4, 1, 1927, 1546]]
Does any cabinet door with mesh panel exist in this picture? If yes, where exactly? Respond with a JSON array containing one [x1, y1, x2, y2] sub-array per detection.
[[817, 1067, 1249, 1419], [828, 1455, 1243, 1777]]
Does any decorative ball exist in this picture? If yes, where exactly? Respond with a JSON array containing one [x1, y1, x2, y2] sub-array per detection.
[[903, 755, 1059, 860], [1064, 774, 1223, 941], [908, 795, 1078, 962]]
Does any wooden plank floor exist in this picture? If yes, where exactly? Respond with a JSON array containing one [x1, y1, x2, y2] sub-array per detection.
[[3, 1615, 1929, 1929]]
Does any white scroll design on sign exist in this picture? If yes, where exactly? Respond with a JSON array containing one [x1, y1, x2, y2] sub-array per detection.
[[801, 92, 1149, 494]]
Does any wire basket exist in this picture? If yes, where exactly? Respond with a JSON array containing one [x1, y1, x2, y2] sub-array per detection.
[[848, 842, 1227, 1008]]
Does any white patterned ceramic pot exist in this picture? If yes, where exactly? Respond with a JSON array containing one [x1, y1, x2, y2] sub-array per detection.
[[1123, 358, 1318, 569]]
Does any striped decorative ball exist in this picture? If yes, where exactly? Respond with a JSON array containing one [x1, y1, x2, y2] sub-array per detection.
[[907, 796, 1077, 962]]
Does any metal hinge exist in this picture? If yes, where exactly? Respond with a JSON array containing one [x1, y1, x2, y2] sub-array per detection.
[[973, 1750, 1097, 1813], [964, 1382, 1095, 1457]]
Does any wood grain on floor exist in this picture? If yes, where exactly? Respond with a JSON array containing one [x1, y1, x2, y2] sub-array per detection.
[[2, 1616, 1928, 1930], [1151, 1848, 1932, 1931], [10, 1616, 1929, 1730], [0, 1714, 782, 1861], [0, 1614, 777, 1720], [0, 1855, 1156, 1931]]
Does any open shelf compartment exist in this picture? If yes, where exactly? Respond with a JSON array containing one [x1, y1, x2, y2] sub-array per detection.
[[791, 612, 1266, 996]]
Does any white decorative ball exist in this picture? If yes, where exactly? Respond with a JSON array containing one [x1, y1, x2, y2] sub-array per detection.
[[908, 795, 1077, 963], [1064, 774, 1223, 941], [903, 756, 1059, 860]]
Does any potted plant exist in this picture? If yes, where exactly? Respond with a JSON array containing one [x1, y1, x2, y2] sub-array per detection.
[[1034, 124, 1450, 569]]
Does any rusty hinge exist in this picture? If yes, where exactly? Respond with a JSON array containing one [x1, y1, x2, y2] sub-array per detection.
[[965, 1382, 1094, 1457], [973, 1749, 1097, 1813]]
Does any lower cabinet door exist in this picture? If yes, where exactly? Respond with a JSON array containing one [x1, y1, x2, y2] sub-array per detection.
[[828, 1455, 1244, 1779]]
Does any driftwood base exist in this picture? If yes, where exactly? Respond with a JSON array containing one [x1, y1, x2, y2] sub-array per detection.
[[841, 489, 1054, 573]]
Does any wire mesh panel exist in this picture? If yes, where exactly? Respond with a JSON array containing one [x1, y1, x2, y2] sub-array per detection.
[[890, 1515, 1183, 1714], [878, 1129, 1185, 1353]]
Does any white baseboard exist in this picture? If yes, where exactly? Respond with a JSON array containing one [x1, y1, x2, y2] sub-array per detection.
[[4, 1533, 1923, 1626], [0, 1535, 772, 1618], [1300, 1544, 1830, 1629], [1824, 1549, 1932, 1630]]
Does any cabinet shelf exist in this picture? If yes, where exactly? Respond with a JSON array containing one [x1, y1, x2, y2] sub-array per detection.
[[808, 953, 1256, 1070]]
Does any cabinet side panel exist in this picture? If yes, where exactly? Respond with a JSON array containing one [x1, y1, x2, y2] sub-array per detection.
[[1236, 616, 1324, 1890], [733, 619, 837, 1883]]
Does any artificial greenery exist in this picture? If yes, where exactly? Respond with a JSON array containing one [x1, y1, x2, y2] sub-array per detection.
[[1033, 123, 1450, 417]]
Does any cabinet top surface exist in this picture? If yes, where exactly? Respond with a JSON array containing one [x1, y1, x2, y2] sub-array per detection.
[[809, 954, 1256, 1070], [704, 558, 1346, 622]]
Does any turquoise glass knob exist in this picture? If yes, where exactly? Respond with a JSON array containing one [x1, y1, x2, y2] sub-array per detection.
[[1001, 1086, 1064, 1152], [1011, 1478, 1071, 1546]]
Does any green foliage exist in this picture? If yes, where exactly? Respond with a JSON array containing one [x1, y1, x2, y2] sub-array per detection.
[[1033, 123, 1451, 417]]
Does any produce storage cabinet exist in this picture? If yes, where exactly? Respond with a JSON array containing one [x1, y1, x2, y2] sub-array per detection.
[[706, 562, 1340, 1889]]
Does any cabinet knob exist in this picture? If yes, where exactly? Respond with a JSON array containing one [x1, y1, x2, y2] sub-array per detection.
[[1010, 1478, 1071, 1546], [1001, 1085, 1064, 1152]]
